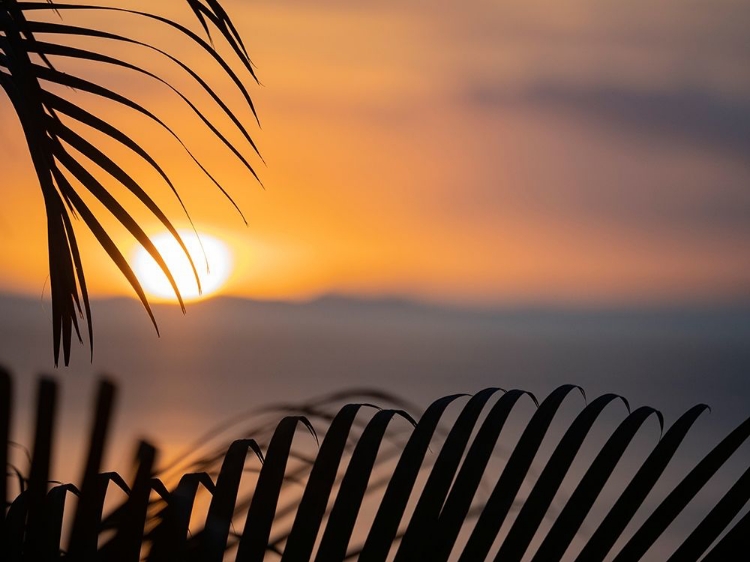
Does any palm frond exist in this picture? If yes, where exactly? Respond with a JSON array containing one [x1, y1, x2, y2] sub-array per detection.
[[2, 367, 748, 561], [0, 0, 260, 365]]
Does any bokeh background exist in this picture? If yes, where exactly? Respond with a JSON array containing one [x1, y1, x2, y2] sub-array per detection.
[[2, 0, 749, 304], [0, 1, 748, 558]]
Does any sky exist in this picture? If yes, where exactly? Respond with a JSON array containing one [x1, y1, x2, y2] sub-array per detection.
[[1, 4, 748, 552], [1, 0, 749, 306]]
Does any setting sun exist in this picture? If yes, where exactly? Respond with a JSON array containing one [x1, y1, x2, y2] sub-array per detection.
[[133, 231, 233, 302]]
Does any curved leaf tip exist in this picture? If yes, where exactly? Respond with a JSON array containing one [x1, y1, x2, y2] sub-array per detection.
[[2, 0, 262, 363]]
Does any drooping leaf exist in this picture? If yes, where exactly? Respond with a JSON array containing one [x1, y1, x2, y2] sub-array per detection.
[[457, 385, 584, 562], [194, 439, 263, 562], [42, 483, 80, 558], [236, 417, 316, 561], [357, 393, 466, 562], [531, 406, 663, 561], [68, 379, 117, 560], [149, 472, 216, 562], [394, 387, 505, 561], [281, 403, 371, 562], [24, 378, 57, 560], [575, 403, 710, 562], [315, 409, 416, 562], [613, 415, 750, 561], [429, 389, 538, 561], [2, 0, 261, 363]]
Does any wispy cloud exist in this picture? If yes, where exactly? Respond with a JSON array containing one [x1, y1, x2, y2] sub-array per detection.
[[468, 83, 750, 159]]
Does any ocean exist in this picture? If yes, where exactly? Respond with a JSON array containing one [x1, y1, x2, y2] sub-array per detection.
[[0, 294, 748, 559]]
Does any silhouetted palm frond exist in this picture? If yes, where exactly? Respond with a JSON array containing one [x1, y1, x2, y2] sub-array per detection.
[[0, 0, 260, 365], [2, 367, 749, 560]]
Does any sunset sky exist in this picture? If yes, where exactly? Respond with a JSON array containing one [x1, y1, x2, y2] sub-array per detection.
[[1, 5, 748, 549], [1, 0, 748, 306]]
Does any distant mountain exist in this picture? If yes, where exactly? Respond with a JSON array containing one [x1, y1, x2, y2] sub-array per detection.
[[0, 290, 748, 489], [1, 291, 748, 341]]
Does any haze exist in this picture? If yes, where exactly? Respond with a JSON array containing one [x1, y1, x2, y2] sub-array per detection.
[[0, 0, 747, 306]]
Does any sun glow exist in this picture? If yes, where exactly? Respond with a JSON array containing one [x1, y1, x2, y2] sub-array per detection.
[[133, 231, 233, 302]]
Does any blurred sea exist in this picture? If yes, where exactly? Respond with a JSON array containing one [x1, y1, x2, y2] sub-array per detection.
[[0, 294, 748, 558], [1, 293, 749, 463]]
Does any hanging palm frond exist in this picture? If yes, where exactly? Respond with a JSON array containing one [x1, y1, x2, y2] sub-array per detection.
[[2, 368, 749, 561], [0, 0, 260, 365]]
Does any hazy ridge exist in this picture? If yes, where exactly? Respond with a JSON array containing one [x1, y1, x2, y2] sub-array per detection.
[[0, 291, 747, 481]]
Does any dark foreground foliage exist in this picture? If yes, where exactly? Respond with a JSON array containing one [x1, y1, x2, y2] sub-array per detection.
[[1, 365, 748, 560], [0, 0, 261, 365]]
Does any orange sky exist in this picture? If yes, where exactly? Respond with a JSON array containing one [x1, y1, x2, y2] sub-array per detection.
[[1, 0, 749, 306]]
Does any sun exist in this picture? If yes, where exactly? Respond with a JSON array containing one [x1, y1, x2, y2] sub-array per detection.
[[133, 231, 233, 302]]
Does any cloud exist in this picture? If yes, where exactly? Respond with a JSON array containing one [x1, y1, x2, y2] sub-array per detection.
[[469, 83, 750, 158]]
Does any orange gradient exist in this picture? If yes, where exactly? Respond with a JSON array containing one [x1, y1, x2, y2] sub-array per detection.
[[0, 0, 748, 306]]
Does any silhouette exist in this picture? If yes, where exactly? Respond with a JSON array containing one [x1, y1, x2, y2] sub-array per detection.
[[1, 367, 747, 561], [0, 0, 260, 365], [2, 3, 748, 561]]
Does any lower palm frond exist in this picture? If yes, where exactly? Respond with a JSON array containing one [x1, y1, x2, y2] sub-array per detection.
[[0, 0, 260, 365], [2, 366, 749, 561]]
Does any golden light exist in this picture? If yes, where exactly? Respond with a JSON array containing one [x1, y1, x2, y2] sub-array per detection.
[[132, 231, 233, 302]]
